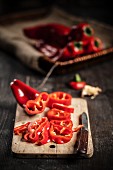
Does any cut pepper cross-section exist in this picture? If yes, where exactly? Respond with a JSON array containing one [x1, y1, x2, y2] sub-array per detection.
[[25, 92, 49, 115], [47, 91, 72, 108], [47, 108, 71, 121]]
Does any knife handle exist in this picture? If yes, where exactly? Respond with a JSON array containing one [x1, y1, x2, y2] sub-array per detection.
[[74, 128, 88, 155]]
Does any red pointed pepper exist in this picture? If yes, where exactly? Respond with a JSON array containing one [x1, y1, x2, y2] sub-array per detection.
[[85, 36, 103, 53], [69, 73, 86, 90], [58, 41, 84, 61], [23, 23, 70, 48], [10, 79, 39, 107], [69, 23, 94, 41]]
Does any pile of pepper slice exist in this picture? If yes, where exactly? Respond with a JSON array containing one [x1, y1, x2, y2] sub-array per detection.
[[23, 22, 103, 61], [11, 79, 83, 145]]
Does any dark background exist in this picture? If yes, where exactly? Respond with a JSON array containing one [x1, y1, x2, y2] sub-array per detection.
[[0, 1, 113, 170], [0, 0, 113, 26]]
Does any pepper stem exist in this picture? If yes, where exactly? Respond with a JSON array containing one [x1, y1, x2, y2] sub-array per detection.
[[75, 73, 82, 82]]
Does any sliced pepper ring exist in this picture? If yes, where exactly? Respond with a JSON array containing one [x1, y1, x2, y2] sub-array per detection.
[[47, 108, 71, 121], [49, 119, 73, 144], [52, 103, 74, 113], [47, 91, 72, 108], [25, 92, 49, 115], [50, 119, 73, 129]]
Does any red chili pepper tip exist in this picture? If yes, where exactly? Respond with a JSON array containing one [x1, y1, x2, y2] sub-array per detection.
[[10, 79, 40, 107]]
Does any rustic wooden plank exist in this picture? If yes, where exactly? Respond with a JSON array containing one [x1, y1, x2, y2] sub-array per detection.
[[11, 98, 93, 158]]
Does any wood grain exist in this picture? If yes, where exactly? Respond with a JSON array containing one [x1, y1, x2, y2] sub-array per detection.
[[11, 98, 93, 158]]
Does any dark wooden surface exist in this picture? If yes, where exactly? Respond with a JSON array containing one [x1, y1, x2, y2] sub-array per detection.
[[0, 47, 113, 170]]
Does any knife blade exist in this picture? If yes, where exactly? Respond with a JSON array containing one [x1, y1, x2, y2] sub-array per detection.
[[74, 112, 88, 156]]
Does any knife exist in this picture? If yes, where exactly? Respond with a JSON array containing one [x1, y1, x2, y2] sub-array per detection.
[[74, 112, 88, 156]]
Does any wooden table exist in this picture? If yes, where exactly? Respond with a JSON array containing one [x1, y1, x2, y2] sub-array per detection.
[[0, 46, 113, 169]]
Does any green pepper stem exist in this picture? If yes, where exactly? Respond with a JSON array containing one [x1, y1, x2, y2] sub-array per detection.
[[75, 73, 82, 82]]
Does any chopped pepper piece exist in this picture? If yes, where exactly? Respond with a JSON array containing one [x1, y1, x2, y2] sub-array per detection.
[[14, 122, 30, 135], [37, 121, 50, 146], [49, 119, 73, 144], [14, 117, 50, 145], [47, 91, 72, 108], [47, 108, 71, 121], [52, 103, 74, 113], [25, 92, 49, 115], [50, 119, 73, 129]]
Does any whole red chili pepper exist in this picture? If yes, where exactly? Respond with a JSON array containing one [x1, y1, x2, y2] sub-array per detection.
[[57, 41, 84, 61], [47, 108, 71, 121], [69, 81, 86, 90], [69, 23, 94, 41], [23, 23, 70, 48], [25, 92, 49, 115], [69, 73, 86, 90], [47, 91, 72, 108], [10, 79, 39, 107], [52, 103, 74, 113], [58, 42, 75, 61], [85, 36, 103, 53]]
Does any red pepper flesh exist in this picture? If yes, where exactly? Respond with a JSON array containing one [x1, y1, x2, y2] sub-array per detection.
[[50, 119, 73, 129], [52, 103, 74, 113], [85, 36, 103, 53], [23, 23, 70, 48], [25, 92, 49, 115], [47, 91, 72, 108], [14, 117, 50, 145], [47, 108, 71, 121], [10, 79, 39, 107], [69, 23, 94, 41], [49, 119, 73, 144], [37, 121, 50, 146], [14, 122, 30, 135]]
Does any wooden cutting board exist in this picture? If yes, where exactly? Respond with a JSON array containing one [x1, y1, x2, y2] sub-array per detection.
[[11, 98, 93, 158]]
